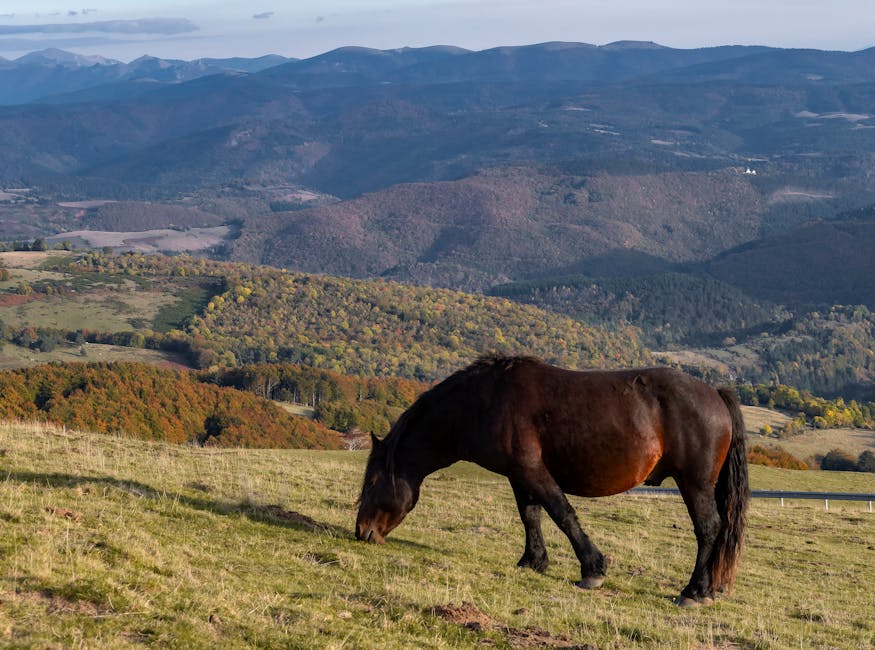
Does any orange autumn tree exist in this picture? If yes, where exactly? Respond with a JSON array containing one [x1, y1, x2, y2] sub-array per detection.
[[0, 362, 340, 449]]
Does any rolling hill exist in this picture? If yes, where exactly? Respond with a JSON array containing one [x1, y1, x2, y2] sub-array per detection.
[[240, 166, 769, 289]]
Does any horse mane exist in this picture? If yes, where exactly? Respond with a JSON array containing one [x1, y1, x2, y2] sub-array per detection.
[[382, 355, 542, 480]]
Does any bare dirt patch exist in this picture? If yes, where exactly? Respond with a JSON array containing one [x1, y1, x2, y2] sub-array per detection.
[[428, 602, 595, 648], [9, 589, 107, 616], [768, 188, 834, 204], [0, 293, 39, 308], [56, 200, 117, 209], [45, 506, 83, 523], [249, 504, 331, 532]]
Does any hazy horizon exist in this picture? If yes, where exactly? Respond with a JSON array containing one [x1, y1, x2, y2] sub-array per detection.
[[1, 1, 873, 62]]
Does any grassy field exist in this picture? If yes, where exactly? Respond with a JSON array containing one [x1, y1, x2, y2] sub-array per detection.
[[765, 427, 875, 461], [0, 252, 220, 364], [1, 421, 873, 649], [741, 405, 875, 461], [0, 342, 189, 370], [0, 291, 178, 332]]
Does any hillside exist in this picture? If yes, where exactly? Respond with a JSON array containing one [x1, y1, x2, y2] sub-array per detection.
[[490, 272, 787, 346], [4, 42, 875, 204], [0, 51, 292, 105], [704, 215, 875, 309], [7, 248, 875, 400], [241, 166, 772, 289], [1, 421, 874, 648], [657, 306, 875, 401]]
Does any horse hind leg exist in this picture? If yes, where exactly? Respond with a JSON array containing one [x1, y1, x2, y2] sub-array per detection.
[[675, 479, 721, 606], [510, 481, 548, 573]]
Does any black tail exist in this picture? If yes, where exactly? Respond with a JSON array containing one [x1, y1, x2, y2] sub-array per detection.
[[712, 388, 750, 593]]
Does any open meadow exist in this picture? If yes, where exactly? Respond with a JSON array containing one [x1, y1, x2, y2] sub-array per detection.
[[1, 421, 873, 649]]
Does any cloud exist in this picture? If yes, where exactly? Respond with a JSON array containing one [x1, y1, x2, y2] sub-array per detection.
[[252, 12, 275, 20], [0, 18, 198, 36]]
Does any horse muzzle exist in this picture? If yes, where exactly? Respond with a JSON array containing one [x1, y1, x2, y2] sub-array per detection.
[[355, 522, 385, 544]]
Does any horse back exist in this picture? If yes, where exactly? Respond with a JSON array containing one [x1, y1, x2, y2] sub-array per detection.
[[489, 364, 732, 498]]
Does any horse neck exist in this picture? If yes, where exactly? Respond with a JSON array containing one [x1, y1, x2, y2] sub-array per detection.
[[391, 405, 463, 484]]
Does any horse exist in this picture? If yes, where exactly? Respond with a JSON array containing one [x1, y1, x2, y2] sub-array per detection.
[[355, 355, 749, 606]]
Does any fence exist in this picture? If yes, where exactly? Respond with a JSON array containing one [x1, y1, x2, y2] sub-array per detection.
[[629, 487, 875, 512]]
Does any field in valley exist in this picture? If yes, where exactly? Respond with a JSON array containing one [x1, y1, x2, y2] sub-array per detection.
[[1, 421, 873, 649], [0, 341, 187, 370]]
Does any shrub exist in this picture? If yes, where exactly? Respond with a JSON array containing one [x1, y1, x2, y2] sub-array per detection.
[[747, 445, 808, 470], [857, 450, 875, 473], [820, 448, 859, 472]]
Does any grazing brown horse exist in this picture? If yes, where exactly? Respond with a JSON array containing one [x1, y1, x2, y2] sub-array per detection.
[[356, 356, 749, 606]]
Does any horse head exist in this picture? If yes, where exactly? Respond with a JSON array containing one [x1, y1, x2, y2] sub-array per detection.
[[355, 433, 419, 543]]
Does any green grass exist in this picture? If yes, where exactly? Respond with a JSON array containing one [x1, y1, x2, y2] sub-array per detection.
[[1, 421, 874, 648], [151, 280, 223, 333], [0, 252, 222, 340]]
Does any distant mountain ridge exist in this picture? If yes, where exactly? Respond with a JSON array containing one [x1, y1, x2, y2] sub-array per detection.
[[0, 49, 294, 104], [8, 40, 875, 105]]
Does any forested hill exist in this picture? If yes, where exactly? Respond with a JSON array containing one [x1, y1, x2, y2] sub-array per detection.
[[67, 252, 650, 380]]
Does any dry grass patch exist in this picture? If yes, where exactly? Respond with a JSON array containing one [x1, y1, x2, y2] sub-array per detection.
[[0, 251, 72, 270], [0, 290, 178, 331], [740, 405, 791, 435]]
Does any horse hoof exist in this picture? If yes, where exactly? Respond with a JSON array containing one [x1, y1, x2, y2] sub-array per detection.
[[675, 595, 714, 607], [517, 555, 548, 573], [576, 576, 605, 590]]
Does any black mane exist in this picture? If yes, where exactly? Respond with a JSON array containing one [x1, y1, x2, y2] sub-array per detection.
[[382, 355, 542, 478]]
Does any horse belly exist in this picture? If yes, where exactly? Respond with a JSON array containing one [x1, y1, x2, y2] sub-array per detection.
[[542, 432, 663, 498]]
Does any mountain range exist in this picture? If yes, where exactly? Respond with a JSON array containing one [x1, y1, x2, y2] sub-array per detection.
[[2, 40, 875, 398]]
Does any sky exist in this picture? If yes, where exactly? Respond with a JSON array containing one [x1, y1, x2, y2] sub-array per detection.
[[0, 0, 873, 62]]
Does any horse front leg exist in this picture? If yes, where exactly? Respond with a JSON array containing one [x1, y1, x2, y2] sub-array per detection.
[[510, 480, 548, 573], [514, 468, 606, 588]]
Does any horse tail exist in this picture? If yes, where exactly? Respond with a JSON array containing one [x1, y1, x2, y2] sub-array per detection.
[[711, 387, 750, 593]]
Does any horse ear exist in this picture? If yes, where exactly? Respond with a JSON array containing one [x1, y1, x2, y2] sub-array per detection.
[[370, 432, 383, 448]]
